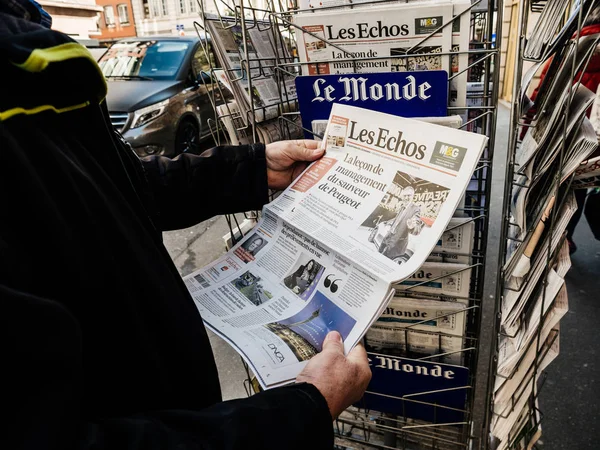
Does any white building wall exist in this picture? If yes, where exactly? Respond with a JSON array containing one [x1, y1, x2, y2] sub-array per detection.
[[131, 0, 270, 37], [39, 0, 102, 39]]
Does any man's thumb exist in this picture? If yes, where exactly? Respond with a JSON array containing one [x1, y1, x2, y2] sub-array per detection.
[[322, 331, 344, 354], [295, 140, 324, 161]]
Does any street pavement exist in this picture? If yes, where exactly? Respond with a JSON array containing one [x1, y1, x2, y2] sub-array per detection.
[[163, 215, 250, 400], [163, 108, 600, 446]]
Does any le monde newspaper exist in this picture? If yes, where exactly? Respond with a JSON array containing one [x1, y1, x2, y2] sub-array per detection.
[[184, 104, 487, 389]]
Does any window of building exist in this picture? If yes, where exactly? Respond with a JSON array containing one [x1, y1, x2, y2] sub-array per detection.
[[117, 4, 130, 24], [151, 0, 160, 16], [189, 0, 197, 13], [161, 0, 168, 15], [179, 0, 186, 14], [103, 6, 116, 26]]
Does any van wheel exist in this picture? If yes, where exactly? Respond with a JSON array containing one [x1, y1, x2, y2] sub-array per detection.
[[175, 119, 200, 154]]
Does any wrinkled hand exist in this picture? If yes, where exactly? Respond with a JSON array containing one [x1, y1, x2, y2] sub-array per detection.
[[265, 140, 324, 190], [296, 331, 371, 419]]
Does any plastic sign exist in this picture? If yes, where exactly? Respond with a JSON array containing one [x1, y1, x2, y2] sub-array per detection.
[[295, 71, 448, 139], [355, 352, 469, 422]]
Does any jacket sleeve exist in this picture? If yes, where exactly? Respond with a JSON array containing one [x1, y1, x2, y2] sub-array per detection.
[[2, 283, 334, 450], [138, 144, 270, 231]]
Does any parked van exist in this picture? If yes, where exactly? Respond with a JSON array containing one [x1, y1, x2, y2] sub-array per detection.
[[98, 36, 223, 157]]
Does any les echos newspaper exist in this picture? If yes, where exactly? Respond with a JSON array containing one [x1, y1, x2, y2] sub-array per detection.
[[183, 103, 487, 389]]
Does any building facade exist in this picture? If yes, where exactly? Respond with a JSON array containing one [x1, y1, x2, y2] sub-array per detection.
[[129, 0, 208, 37], [39, 1, 102, 40], [96, 0, 137, 42], [498, 0, 541, 102], [129, 0, 270, 37]]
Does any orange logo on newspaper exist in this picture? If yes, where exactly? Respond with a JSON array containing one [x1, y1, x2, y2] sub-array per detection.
[[291, 156, 336, 193], [331, 115, 349, 126]]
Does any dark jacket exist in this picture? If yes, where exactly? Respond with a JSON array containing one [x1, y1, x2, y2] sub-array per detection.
[[0, 12, 332, 450]]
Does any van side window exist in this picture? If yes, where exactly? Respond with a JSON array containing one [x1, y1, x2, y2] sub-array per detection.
[[191, 43, 217, 80]]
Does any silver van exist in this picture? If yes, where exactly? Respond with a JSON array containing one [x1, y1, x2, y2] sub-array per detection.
[[98, 36, 224, 157]]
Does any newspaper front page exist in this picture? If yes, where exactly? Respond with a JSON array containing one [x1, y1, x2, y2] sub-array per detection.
[[293, 3, 453, 77], [184, 103, 487, 388], [365, 296, 467, 364]]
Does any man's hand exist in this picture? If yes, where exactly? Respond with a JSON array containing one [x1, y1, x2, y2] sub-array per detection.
[[296, 331, 371, 419], [265, 140, 324, 190]]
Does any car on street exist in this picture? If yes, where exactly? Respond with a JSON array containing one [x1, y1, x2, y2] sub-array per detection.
[[98, 36, 224, 157]]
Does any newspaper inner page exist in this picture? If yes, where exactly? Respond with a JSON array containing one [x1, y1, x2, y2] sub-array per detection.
[[185, 211, 393, 388], [266, 103, 487, 284]]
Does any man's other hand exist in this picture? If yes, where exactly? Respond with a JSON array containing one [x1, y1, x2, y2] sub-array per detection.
[[296, 331, 371, 419], [265, 140, 324, 190]]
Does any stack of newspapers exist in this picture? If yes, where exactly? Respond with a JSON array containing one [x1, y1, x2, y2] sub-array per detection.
[[523, 0, 573, 60], [183, 104, 487, 389], [204, 14, 303, 144], [491, 6, 599, 447]]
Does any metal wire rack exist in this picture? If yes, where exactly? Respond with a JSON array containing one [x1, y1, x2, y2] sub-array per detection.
[[484, 0, 598, 449], [188, 0, 514, 447]]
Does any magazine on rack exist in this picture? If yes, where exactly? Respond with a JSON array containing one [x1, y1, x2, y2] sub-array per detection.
[[183, 103, 487, 388]]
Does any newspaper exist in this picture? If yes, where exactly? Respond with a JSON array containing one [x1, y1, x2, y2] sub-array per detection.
[[516, 84, 596, 204], [217, 101, 303, 145], [505, 190, 576, 283], [184, 103, 486, 388], [427, 217, 474, 264], [394, 262, 471, 298], [365, 296, 467, 364], [206, 15, 297, 126], [529, 33, 600, 123], [502, 238, 570, 341], [293, 3, 453, 76], [494, 328, 559, 414], [493, 328, 559, 445], [573, 155, 600, 189], [498, 279, 567, 379], [558, 118, 599, 183], [216, 101, 251, 145], [523, 0, 571, 60], [590, 83, 600, 137], [506, 87, 593, 271], [292, 0, 471, 107]]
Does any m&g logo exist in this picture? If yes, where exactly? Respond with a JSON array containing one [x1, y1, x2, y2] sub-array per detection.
[[415, 16, 443, 34], [430, 141, 467, 171], [438, 144, 462, 159], [419, 17, 438, 27]]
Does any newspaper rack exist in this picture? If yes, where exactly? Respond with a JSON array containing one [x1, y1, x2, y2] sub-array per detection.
[[483, 1, 597, 449], [184, 0, 582, 447]]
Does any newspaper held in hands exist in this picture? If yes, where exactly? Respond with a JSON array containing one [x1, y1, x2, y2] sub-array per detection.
[[184, 104, 487, 389]]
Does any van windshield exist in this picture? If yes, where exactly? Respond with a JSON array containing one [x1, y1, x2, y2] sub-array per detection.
[[99, 40, 190, 80]]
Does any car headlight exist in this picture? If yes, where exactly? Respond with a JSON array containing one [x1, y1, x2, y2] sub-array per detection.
[[131, 99, 170, 128]]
